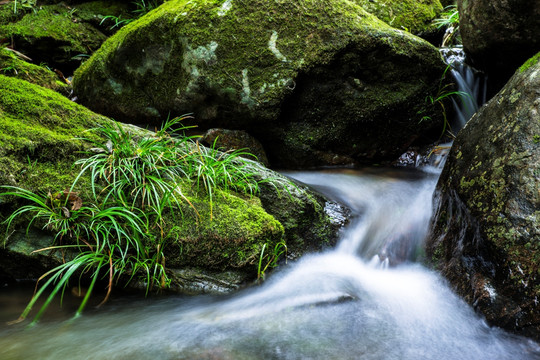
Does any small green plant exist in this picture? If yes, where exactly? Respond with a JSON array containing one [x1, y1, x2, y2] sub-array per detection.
[[434, 5, 460, 47], [100, 15, 134, 29], [420, 65, 470, 139], [12, 0, 37, 14], [131, 0, 160, 16], [100, 0, 162, 30], [257, 241, 287, 281], [533, 134, 540, 144], [184, 139, 260, 218]]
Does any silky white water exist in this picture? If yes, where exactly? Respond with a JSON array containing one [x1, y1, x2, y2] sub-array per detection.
[[1, 167, 539, 360]]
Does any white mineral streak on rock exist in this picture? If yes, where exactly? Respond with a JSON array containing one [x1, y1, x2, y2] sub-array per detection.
[[241, 69, 255, 107], [268, 31, 287, 62], [218, 0, 233, 16]]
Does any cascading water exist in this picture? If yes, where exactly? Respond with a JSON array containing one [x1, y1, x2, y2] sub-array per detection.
[[440, 47, 486, 129], [1, 52, 539, 360], [1, 167, 539, 359]]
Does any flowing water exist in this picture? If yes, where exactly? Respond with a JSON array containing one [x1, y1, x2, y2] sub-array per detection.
[[1, 167, 539, 360]]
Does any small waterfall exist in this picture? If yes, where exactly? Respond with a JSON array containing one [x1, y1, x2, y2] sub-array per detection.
[[440, 47, 486, 129]]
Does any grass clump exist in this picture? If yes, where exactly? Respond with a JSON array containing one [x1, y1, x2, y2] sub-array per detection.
[[1, 115, 276, 324], [434, 5, 460, 47], [100, 0, 163, 30]]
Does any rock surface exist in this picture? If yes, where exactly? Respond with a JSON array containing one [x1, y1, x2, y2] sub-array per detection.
[[457, 0, 540, 95], [73, 0, 447, 168], [0, 47, 70, 95], [426, 53, 540, 340], [352, 0, 443, 36], [201, 128, 270, 166]]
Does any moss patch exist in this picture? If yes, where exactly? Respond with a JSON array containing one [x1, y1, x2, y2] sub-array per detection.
[[519, 51, 540, 73], [168, 188, 284, 271], [0, 4, 107, 71], [0, 47, 70, 94], [352, 0, 443, 34]]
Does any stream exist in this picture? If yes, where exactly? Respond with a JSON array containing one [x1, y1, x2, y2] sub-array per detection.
[[1, 166, 539, 360]]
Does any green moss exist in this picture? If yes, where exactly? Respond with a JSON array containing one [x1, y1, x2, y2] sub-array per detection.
[[0, 74, 108, 197], [0, 3, 28, 25], [519, 51, 540, 73], [168, 187, 285, 271], [0, 5, 107, 69], [351, 0, 443, 34], [73, 1, 131, 23], [0, 47, 70, 94]]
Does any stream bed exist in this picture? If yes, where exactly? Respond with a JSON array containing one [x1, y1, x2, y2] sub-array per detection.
[[1, 167, 539, 360]]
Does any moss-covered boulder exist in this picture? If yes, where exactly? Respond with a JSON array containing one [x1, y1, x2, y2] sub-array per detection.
[[426, 54, 540, 340], [0, 75, 345, 293], [457, 0, 540, 96], [73, 0, 447, 168], [0, 4, 107, 72], [0, 47, 70, 94], [351, 0, 443, 36]]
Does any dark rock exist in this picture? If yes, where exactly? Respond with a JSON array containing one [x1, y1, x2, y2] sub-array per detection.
[[201, 128, 270, 167], [426, 53, 540, 341], [457, 0, 540, 96]]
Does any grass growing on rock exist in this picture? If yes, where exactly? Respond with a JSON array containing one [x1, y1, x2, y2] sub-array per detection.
[[1, 92, 287, 323]]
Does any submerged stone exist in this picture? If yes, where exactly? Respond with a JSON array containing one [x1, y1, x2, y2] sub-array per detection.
[[73, 0, 447, 168], [426, 54, 540, 341]]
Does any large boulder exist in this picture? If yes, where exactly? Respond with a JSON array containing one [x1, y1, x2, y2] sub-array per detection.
[[457, 0, 540, 95], [426, 53, 540, 340], [73, 0, 447, 168], [0, 75, 345, 293]]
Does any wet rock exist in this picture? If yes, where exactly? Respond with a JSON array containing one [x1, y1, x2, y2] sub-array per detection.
[[426, 53, 540, 341], [457, 0, 540, 95], [73, 0, 447, 168], [201, 128, 270, 167]]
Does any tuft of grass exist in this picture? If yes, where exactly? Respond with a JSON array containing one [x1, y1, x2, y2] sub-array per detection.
[[1, 114, 287, 323], [419, 65, 470, 139], [100, 0, 162, 30], [257, 241, 287, 281], [183, 138, 260, 218], [12, 0, 37, 15], [434, 5, 460, 47]]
